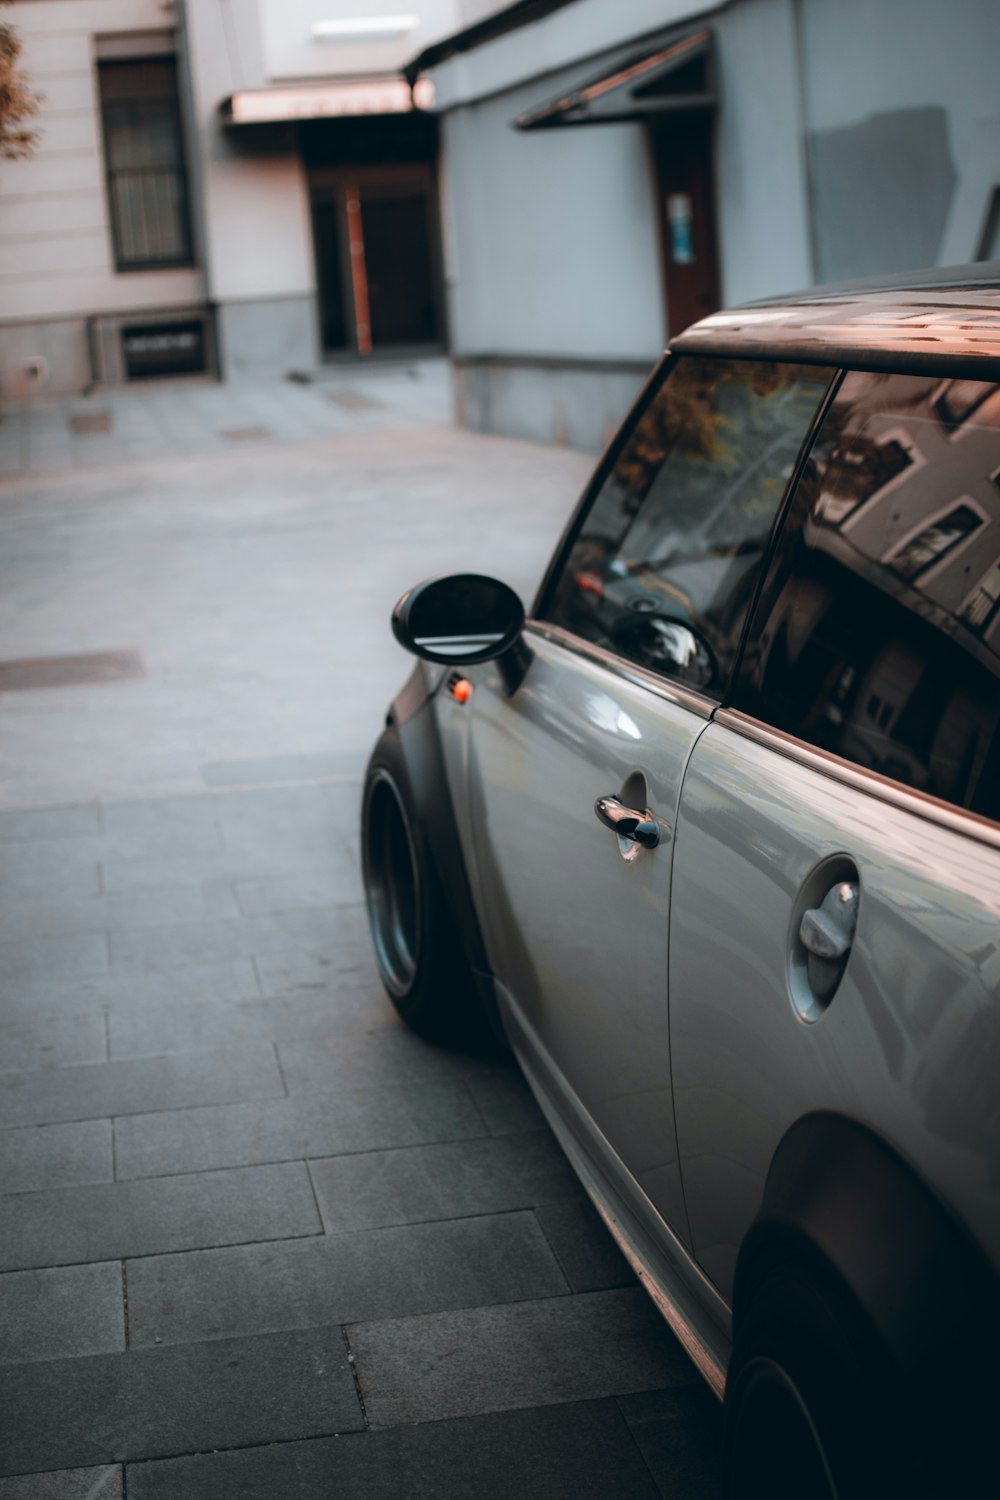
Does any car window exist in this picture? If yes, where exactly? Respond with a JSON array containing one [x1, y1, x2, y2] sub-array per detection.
[[543, 356, 835, 696], [734, 371, 1000, 821]]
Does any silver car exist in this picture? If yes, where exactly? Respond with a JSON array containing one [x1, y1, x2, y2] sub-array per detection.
[[361, 268, 1000, 1499]]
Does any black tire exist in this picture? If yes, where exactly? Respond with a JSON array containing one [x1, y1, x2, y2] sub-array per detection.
[[361, 727, 489, 1046], [723, 1264, 913, 1500]]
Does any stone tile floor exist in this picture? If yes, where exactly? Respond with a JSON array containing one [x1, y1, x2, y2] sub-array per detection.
[[0, 371, 722, 1496]]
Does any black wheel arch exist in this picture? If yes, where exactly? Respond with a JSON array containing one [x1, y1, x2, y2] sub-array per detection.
[[734, 1111, 1000, 1476], [383, 664, 505, 1045]]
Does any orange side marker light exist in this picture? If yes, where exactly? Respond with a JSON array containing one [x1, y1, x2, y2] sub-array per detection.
[[452, 678, 473, 704]]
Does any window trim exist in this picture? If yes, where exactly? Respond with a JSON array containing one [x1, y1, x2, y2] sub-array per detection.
[[524, 619, 716, 718], [97, 52, 195, 274], [715, 707, 1000, 853]]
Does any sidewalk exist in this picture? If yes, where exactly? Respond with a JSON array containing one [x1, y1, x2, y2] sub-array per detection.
[[0, 360, 453, 480], [0, 377, 722, 1496]]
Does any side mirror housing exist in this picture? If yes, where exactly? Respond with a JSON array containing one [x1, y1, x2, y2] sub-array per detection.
[[391, 574, 531, 693], [392, 573, 523, 664]]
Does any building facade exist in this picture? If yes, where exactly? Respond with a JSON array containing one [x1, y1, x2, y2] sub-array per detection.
[[0, 0, 462, 398], [4, 0, 999, 427], [415, 0, 1000, 449]]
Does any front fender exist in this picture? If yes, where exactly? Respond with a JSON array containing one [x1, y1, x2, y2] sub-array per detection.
[[386, 665, 504, 1043]]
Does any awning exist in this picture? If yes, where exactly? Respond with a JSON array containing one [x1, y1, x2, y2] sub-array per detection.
[[515, 28, 714, 131], [221, 76, 435, 126]]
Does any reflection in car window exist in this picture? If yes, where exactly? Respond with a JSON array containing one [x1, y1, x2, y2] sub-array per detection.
[[735, 372, 1000, 821], [544, 357, 834, 696]]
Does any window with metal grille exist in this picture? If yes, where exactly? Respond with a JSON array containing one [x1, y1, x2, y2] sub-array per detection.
[[97, 56, 194, 271]]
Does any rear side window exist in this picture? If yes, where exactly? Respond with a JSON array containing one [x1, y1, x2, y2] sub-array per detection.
[[734, 372, 1000, 821], [543, 357, 835, 697]]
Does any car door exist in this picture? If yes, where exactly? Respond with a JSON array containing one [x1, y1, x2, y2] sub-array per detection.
[[669, 370, 1000, 1300], [463, 354, 835, 1241]]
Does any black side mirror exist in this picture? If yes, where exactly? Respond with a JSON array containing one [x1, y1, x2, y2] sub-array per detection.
[[391, 574, 531, 691]]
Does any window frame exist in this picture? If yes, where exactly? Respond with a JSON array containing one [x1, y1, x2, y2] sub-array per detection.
[[96, 52, 195, 274]]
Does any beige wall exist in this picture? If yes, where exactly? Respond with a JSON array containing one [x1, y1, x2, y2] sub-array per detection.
[[181, 0, 315, 307], [0, 0, 204, 327]]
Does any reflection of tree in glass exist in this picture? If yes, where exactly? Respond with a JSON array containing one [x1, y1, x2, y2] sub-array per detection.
[[621, 365, 823, 564], [612, 360, 816, 527]]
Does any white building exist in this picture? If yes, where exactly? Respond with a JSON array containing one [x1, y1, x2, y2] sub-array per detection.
[[0, 0, 463, 398]]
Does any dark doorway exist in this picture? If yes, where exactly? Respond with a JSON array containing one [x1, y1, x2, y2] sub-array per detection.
[[311, 193, 350, 352], [304, 115, 445, 358], [647, 112, 720, 337]]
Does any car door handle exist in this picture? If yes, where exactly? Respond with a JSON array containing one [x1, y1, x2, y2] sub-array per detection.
[[594, 796, 661, 849], [799, 881, 859, 961]]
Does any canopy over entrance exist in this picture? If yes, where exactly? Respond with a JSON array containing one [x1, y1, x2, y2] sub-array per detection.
[[221, 77, 434, 126], [515, 28, 714, 131]]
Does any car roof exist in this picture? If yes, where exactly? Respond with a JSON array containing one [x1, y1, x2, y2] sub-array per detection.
[[672, 262, 1000, 377]]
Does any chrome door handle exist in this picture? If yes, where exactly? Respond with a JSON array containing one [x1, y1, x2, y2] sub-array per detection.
[[594, 795, 660, 849], [799, 882, 859, 961]]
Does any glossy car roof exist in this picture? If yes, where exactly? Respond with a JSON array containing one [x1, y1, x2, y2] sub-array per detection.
[[672, 264, 1000, 377]]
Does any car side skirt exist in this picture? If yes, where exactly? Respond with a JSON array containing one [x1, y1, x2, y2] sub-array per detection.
[[499, 985, 731, 1397]]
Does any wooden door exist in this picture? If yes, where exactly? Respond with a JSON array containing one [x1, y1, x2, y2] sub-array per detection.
[[647, 112, 721, 338]]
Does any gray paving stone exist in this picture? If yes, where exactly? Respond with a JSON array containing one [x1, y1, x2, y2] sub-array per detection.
[[113, 1076, 484, 1179], [0, 1044, 284, 1129], [0, 1262, 125, 1365], [108, 983, 394, 1060], [202, 753, 356, 785], [0, 806, 100, 842], [0, 1466, 122, 1499], [463, 1067, 549, 1134], [0, 932, 108, 984], [211, 782, 361, 832], [617, 1387, 724, 1498], [108, 904, 367, 971], [0, 1325, 362, 1475], [309, 1132, 580, 1235], [98, 797, 219, 839], [100, 845, 349, 894], [126, 1399, 661, 1500], [0, 825, 223, 877], [0, 863, 100, 903], [0, 1161, 320, 1271], [276, 1028, 506, 1098], [254, 948, 374, 995], [0, 842, 102, 880], [0, 885, 241, 941], [349, 1288, 699, 1428], [0, 1010, 107, 1072], [535, 1199, 636, 1292], [235, 870, 363, 916], [0, 1120, 113, 1195], [126, 1211, 567, 1348], [0, 959, 262, 1018]]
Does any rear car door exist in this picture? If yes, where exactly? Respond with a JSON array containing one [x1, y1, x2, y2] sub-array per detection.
[[669, 371, 1000, 1298], [464, 354, 834, 1239]]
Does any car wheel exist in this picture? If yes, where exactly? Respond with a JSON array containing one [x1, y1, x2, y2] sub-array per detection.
[[723, 1264, 909, 1500], [361, 728, 489, 1046]]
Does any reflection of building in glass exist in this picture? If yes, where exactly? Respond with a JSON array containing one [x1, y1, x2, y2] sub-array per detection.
[[933, 378, 997, 433], [962, 558, 1000, 634], [740, 372, 1000, 820], [888, 501, 984, 580], [815, 428, 919, 526]]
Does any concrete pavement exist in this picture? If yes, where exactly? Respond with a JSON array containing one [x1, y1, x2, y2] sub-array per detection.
[[0, 371, 721, 1496]]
